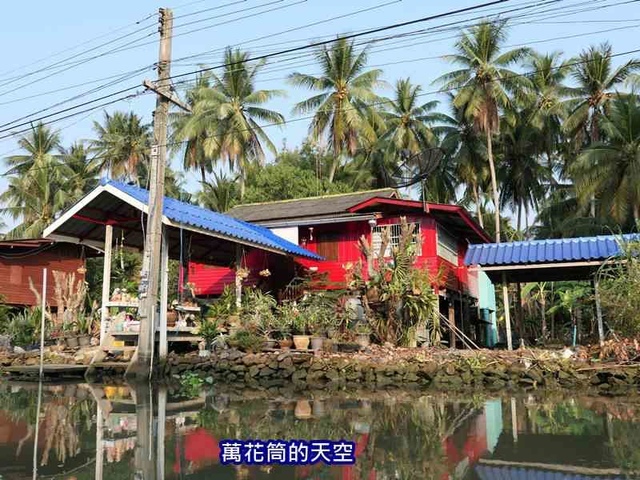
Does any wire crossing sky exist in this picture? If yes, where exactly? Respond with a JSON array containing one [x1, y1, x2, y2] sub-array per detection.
[[0, 0, 638, 230]]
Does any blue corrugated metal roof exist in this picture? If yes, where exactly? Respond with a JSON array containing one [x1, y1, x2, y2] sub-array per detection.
[[464, 234, 640, 267], [103, 180, 322, 260], [475, 465, 624, 480]]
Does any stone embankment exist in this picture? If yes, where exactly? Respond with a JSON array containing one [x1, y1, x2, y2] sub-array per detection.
[[155, 347, 640, 396]]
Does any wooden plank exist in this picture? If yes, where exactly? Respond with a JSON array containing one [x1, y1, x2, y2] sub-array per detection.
[[93, 362, 129, 368], [101, 346, 137, 352], [4, 364, 88, 373]]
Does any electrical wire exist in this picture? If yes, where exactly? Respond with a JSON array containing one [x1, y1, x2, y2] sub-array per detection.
[[172, 0, 249, 19], [0, 0, 517, 133]]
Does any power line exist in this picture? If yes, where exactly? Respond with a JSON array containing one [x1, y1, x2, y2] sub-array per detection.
[[172, 0, 249, 19], [0, 11, 156, 82], [0, 0, 518, 133]]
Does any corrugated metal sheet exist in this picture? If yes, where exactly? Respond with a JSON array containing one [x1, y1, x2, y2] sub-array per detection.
[[475, 465, 624, 480], [103, 180, 322, 260], [464, 234, 640, 267]]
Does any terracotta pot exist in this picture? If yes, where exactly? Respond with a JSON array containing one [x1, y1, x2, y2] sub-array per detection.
[[279, 338, 293, 350], [310, 336, 324, 351], [66, 336, 79, 348], [293, 335, 310, 350], [294, 400, 312, 419], [166, 311, 178, 328], [78, 335, 91, 347], [356, 333, 370, 349]]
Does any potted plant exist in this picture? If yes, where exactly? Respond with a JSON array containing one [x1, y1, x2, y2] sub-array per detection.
[[291, 310, 310, 350], [63, 320, 79, 349], [75, 314, 94, 347], [355, 322, 372, 349], [197, 319, 219, 356], [274, 304, 295, 349]]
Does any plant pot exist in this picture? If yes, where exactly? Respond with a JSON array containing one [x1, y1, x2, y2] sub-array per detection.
[[78, 335, 91, 347], [356, 333, 370, 349], [310, 336, 324, 351], [294, 400, 312, 419], [293, 335, 310, 350], [166, 311, 178, 328], [278, 338, 293, 350], [66, 336, 79, 348], [312, 400, 326, 418], [263, 339, 277, 350]]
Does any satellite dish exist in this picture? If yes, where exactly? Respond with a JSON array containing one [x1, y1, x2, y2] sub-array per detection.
[[385, 147, 443, 188]]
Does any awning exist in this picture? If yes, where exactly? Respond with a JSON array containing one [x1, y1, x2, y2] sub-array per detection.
[[43, 179, 323, 265], [464, 234, 639, 283]]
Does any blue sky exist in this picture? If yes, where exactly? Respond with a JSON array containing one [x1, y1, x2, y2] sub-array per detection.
[[0, 0, 638, 229]]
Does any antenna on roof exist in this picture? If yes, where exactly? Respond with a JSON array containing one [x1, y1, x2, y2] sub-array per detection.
[[386, 147, 443, 189]]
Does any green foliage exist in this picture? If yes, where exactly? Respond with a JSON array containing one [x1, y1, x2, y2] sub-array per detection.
[[197, 318, 220, 345], [597, 240, 640, 336], [357, 217, 440, 346], [241, 287, 276, 333], [227, 329, 264, 352], [7, 307, 42, 346], [178, 372, 204, 399]]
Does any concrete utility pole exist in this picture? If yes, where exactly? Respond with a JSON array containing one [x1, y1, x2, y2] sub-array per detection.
[[127, 8, 174, 380]]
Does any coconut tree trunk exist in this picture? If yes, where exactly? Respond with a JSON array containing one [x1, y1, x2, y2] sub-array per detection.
[[473, 183, 484, 228], [517, 204, 522, 233], [200, 165, 206, 185], [328, 156, 339, 184], [486, 128, 501, 243]]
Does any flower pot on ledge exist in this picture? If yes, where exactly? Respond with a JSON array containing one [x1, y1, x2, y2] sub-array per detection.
[[293, 335, 310, 350]]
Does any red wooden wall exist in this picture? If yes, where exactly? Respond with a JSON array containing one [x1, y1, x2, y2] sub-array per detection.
[[0, 253, 84, 307], [189, 214, 474, 297]]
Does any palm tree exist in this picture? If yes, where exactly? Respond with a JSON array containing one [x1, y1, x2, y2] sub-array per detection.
[[436, 20, 531, 242], [0, 161, 70, 238], [289, 37, 385, 183], [4, 123, 62, 175], [564, 43, 640, 147], [91, 111, 151, 185], [524, 51, 570, 173], [440, 95, 488, 227], [571, 93, 640, 224], [170, 73, 216, 184], [191, 48, 285, 199], [382, 78, 447, 154], [498, 110, 550, 232], [61, 142, 101, 199], [198, 171, 237, 212]]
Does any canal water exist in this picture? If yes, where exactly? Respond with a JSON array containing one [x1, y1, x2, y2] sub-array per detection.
[[0, 381, 637, 479]]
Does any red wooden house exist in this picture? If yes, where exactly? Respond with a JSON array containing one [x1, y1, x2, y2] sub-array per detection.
[[0, 239, 89, 308], [189, 190, 491, 342]]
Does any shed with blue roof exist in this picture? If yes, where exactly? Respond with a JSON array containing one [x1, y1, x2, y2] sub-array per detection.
[[42, 180, 323, 361]]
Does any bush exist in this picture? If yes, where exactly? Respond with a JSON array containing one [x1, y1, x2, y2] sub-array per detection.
[[597, 240, 640, 337], [227, 330, 264, 352]]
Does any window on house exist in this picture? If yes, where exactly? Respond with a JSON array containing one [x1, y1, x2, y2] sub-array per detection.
[[316, 232, 340, 261], [372, 222, 422, 257], [437, 225, 459, 265]]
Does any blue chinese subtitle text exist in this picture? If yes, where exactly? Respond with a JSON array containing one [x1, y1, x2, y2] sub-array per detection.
[[219, 439, 356, 465]]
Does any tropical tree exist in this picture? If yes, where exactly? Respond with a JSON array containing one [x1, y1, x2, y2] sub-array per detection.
[[61, 142, 101, 199], [564, 43, 640, 147], [4, 123, 62, 175], [189, 48, 285, 199], [289, 37, 385, 183], [436, 20, 531, 242], [498, 110, 550, 232], [571, 93, 640, 224], [440, 95, 487, 226], [197, 171, 237, 212], [170, 73, 216, 184], [0, 161, 71, 238], [91, 111, 151, 185], [524, 51, 570, 173], [381, 78, 446, 154]]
